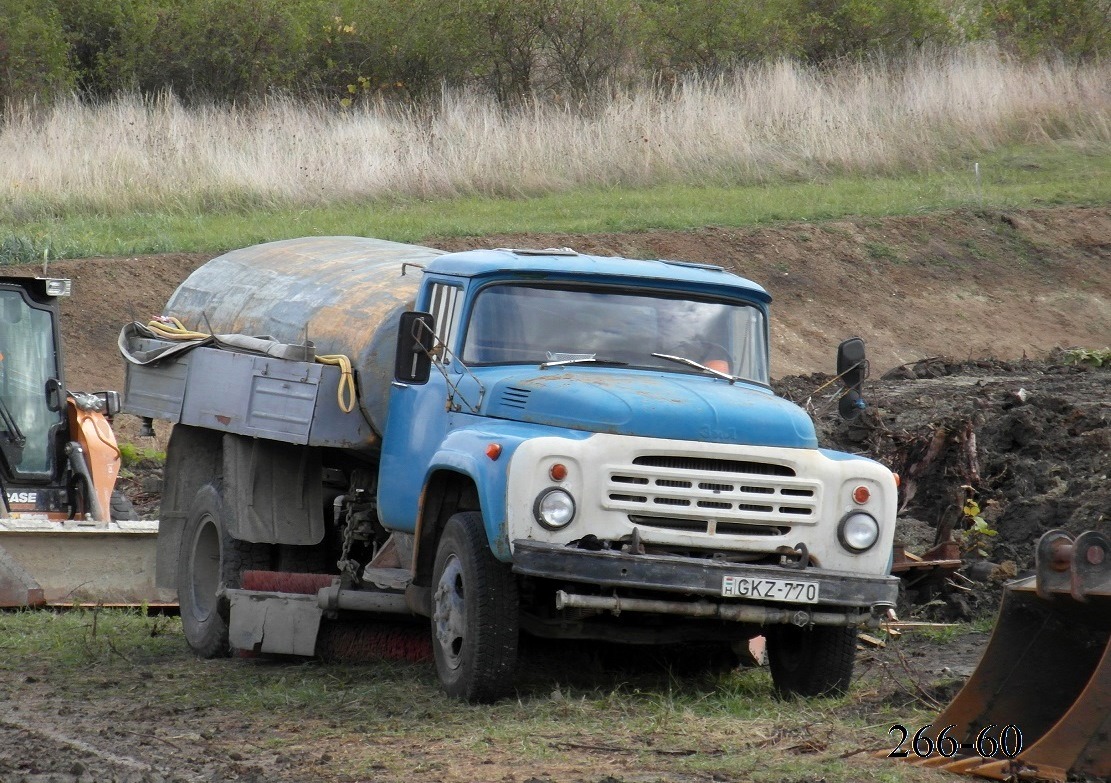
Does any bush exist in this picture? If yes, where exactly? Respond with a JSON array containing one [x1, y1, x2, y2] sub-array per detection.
[[322, 0, 477, 103], [54, 0, 327, 102], [640, 0, 791, 73], [52, 0, 138, 99], [134, 0, 327, 101], [784, 0, 956, 63], [7, 0, 1105, 107], [976, 0, 1111, 59], [536, 0, 643, 103], [0, 0, 74, 105]]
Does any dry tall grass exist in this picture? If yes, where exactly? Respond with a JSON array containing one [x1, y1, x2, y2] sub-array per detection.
[[3, 47, 1108, 217]]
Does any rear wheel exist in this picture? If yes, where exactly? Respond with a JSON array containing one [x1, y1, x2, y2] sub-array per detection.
[[431, 512, 519, 702], [178, 483, 271, 658], [767, 624, 857, 697]]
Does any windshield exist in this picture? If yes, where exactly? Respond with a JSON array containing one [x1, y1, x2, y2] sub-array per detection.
[[0, 289, 63, 478], [461, 283, 769, 384]]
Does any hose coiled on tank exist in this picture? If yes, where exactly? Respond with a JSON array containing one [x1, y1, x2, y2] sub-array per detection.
[[144, 317, 356, 413]]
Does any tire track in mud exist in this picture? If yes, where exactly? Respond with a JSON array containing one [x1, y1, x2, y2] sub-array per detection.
[[0, 713, 197, 783]]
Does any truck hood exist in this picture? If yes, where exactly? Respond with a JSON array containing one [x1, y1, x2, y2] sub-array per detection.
[[481, 368, 817, 448]]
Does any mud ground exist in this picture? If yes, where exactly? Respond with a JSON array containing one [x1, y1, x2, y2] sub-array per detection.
[[0, 625, 992, 783], [1, 205, 1109, 782]]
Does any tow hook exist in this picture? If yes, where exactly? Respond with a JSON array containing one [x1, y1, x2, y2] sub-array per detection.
[[776, 542, 809, 570]]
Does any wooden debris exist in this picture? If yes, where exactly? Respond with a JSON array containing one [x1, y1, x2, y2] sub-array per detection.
[[859, 633, 887, 648]]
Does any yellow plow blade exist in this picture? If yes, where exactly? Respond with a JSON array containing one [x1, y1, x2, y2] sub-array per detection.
[[895, 529, 1111, 782], [0, 518, 176, 607]]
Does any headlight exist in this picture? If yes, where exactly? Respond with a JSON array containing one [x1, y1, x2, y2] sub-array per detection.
[[534, 488, 576, 530], [838, 511, 879, 552]]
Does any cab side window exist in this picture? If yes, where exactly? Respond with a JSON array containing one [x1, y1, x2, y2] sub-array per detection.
[[426, 283, 463, 362]]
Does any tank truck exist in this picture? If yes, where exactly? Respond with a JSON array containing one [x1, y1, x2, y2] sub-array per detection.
[[120, 236, 899, 702]]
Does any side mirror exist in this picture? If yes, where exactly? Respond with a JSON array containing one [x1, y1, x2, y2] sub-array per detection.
[[45, 378, 64, 412], [394, 311, 435, 385], [835, 337, 867, 420]]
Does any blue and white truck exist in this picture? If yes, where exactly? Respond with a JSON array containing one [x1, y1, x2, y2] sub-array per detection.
[[120, 236, 899, 702]]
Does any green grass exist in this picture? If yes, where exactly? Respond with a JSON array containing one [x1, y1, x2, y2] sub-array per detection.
[[1, 145, 1107, 263], [0, 609, 947, 782], [117, 442, 166, 467]]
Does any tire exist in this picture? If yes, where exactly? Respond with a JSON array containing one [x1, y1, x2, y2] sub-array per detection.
[[431, 512, 519, 702], [110, 490, 140, 521], [767, 624, 857, 698], [178, 483, 272, 658]]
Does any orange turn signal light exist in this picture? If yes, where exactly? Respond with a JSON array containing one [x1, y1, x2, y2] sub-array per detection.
[[485, 443, 502, 460], [549, 463, 568, 481], [852, 485, 871, 505]]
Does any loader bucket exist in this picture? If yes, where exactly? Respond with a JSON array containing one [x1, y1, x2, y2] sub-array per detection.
[[0, 518, 175, 607], [898, 529, 1111, 782]]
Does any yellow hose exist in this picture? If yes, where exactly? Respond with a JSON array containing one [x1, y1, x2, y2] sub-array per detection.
[[145, 317, 357, 413], [145, 316, 210, 341], [316, 354, 356, 413]]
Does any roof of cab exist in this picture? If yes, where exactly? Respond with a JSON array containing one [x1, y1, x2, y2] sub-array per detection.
[[424, 248, 771, 303]]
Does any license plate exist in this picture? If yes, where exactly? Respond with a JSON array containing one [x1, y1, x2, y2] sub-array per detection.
[[722, 576, 819, 603]]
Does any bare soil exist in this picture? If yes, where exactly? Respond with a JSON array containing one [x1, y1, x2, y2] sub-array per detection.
[[11, 205, 1110, 400], [1, 204, 1109, 782]]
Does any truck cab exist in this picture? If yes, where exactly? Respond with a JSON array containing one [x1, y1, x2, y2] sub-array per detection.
[[388, 248, 897, 698]]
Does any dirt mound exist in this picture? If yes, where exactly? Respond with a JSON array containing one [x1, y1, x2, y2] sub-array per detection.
[[776, 354, 1110, 580], [10, 205, 1111, 398]]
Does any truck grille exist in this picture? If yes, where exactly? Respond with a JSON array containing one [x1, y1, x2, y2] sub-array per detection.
[[605, 454, 820, 536]]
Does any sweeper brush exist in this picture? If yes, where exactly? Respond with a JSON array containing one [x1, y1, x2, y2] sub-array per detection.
[[239, 570, 432, 663], [894, 529, 1110, 782]]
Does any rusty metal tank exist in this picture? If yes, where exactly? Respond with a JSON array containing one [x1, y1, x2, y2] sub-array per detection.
[[165, 236, 443, 435]]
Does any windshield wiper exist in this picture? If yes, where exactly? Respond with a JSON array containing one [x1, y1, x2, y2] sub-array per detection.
[[0, 396, 27, 448], [539, 357, 628, 370], [651, 352, 738, 384]]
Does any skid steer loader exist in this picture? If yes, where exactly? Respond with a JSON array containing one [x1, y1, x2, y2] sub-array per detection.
[[0, 276, 171, 607], [896, 528, 1110, 782]]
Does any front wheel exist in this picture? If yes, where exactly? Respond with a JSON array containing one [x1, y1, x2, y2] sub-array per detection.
[[767, 624, 857, 698], [431, 512, 519, 702]]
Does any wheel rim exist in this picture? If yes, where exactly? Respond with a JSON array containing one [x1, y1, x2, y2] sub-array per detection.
[[433, 554, 467, 671], [188, 514, 221, 622]]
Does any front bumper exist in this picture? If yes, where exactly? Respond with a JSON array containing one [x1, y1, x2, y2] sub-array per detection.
[[512, 539, 899, 625]]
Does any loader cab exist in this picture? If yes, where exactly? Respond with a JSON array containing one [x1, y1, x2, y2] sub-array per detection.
[[0, 278, 68, 486]]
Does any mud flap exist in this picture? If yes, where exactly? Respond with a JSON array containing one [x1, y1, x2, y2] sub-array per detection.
[[227, 589, 323, 657], [894, 529, 1111, 782]]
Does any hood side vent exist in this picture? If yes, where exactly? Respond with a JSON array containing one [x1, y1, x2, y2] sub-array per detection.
[[500, 387, 532, 409]]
